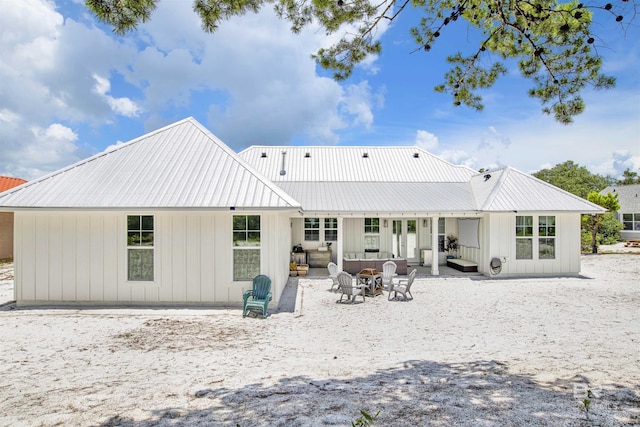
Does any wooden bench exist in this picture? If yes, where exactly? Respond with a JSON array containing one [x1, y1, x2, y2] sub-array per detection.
[[446, 259, 478, 272]]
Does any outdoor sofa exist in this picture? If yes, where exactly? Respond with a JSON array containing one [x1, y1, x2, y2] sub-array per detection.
[[342, 252, 408, 275]]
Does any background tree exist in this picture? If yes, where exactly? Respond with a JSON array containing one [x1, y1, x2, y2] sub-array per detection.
[[582, 191, 621, 253], [85, 0, 638, 124], [532, 160, 611, 198], [617, 168, 640, 185], [533, 160, 623, 251]]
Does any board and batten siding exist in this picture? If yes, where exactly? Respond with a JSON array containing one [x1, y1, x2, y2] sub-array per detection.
[[13, 210, 293, 306], [483, 212, 581, 276]]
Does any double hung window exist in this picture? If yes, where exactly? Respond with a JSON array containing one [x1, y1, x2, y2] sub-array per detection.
[[538, 216, 556, 259], [233, 215, 261, 281], [324, 218, 338, 242], [304, 218, 320, 241], [127, 215, 154, 281], [515, 216, 534, 259], [364, 218, 380, 251]]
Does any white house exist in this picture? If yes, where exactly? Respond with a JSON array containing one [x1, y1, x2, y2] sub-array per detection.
[[601, 184, 640, 241], [0, 117, 604, 307]]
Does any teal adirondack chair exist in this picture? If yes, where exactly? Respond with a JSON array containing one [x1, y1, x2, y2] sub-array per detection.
[[242, 275, 272, 318]]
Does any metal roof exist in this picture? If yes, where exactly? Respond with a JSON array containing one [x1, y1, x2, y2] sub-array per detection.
[[0, 118, 300, 209], [239, 146, 477, 182], [601, 184, 640, 213], [241, 147, 602, 214], [0, 118, 602, 214], [277, 182, 476, 214], [473, 167, 605, 213]]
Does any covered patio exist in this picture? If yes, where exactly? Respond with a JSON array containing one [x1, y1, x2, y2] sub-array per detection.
[[303, 262, 483, 279]]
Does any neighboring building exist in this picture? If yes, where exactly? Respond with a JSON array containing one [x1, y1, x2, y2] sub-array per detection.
[[0, 176, 27, 260], [601, 184, 640, 241], [0, 118, 604, 306]]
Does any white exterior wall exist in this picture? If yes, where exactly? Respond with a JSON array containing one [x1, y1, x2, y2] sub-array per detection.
[[483, 212, 581, 276], [14, 210, 293, 306], [343, 218, 364, 253]]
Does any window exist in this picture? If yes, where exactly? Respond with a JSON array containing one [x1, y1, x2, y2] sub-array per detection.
[[364, 218, 380, 252], [438, 218, 446, 252], [304, 217, 320, 241], [515, 216, 533, 259], [364, 218, 379, 234], [623, 213, 640, 231], [515, 215, 557, 260], [539, 216, 556, 259], [324, 218, 338, 241], [233, 215, 261, 281], [127, 215, 154, 281]]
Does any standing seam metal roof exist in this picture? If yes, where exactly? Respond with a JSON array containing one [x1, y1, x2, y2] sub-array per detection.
[[0, 119, 603, 214], [239, 146, 477, 182], [0, 118, 300, 209]]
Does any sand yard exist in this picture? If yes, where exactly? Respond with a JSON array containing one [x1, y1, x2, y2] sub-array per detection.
[[0, 254, 638, 426]]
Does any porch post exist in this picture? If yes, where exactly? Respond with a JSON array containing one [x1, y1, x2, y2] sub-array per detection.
[[337, 216, 344, 271], [431, 216, 439, 276]]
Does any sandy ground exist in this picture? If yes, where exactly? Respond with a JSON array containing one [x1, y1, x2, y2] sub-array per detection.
[[0, 255, 639, 426]]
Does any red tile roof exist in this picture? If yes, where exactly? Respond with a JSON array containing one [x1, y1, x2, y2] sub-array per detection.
[[0, 176, 27, 193]]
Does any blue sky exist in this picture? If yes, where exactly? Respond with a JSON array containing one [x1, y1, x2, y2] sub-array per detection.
[[1, 0, 639, 181]]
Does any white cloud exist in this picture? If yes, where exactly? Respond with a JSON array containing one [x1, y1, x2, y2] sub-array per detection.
[[430, 86, 640, 176], [0, 114, 85, 179], [591, 150, 640, 178], [478, 126, 511, 150], [125, 2, 385, 146], [438, 149, 478, 170], [415, 130, 439, 151], [0, 109, 20, 123], [341, 81, 382, 128], [0, 0, 145, 178], [105, 140, 127, 152], [0, 0, 394, 179], [92, 74, 142, 117]]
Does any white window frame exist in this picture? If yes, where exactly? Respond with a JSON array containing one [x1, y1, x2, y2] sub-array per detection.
[[364, 218, 380, 252], [622, 213, 640, 231], [515, 215, 533, 260], [127, 214, 155, 281], [232, 215, 261, 281], [324, 217, 338, 242], [538, 216, 556, 259], [304, 217, 320, 242]]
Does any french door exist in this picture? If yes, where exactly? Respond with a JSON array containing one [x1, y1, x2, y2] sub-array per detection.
[[392, 219, 418, 263]]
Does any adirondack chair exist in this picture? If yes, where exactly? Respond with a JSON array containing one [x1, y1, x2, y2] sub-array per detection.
[[389, 269, 416, 301], [243, 275, 272, 318], [336, 271, 366, 303], [380, 260, 397, 292], [327, 262, 340, 291]]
